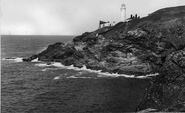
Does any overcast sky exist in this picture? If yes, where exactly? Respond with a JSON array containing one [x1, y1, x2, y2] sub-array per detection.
[[1, 0, 185, 35]]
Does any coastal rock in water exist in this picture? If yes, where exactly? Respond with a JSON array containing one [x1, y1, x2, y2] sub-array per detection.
[[23, 54, 38, 62]]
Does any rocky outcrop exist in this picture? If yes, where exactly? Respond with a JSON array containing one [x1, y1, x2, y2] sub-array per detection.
[[136, 48, 185, 112], [23, 6, 185, 112]]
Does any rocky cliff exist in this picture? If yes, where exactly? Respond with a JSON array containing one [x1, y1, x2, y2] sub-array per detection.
[[23, 6, 185, 112]]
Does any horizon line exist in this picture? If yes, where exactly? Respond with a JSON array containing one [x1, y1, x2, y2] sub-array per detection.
[[1, 34, 78, 36]]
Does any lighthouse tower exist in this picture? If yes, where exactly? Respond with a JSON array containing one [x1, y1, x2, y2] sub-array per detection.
[[120, 4, 126, 22]]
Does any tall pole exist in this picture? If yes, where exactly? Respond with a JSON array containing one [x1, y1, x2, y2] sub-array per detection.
[[120, 4, 126, 22]]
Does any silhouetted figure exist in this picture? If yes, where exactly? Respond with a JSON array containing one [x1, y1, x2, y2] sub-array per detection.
[[130, 14, 133, 19], [135, 14, 137, 18]]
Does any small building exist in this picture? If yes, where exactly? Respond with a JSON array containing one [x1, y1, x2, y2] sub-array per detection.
[[99, 21, 115, 29]]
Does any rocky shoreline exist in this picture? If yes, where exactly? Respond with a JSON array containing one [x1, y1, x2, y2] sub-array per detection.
[[23, 6, 185, 112]]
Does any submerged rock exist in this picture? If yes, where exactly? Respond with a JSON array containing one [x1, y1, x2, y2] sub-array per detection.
[[23, 54, 38, 62], [24, 5, 185, 112]]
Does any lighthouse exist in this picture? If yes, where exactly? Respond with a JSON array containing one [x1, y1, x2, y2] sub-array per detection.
[[120, 4, 126, 22]]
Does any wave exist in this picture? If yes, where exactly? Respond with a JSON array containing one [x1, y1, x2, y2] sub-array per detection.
[[97, 72, 159, 78], [2, 57, 23, 62], [54, 76, 60, 80], [2, 57, 41, 63], [66, 76, 92, 79], [51, 63, 102, 72], [35, 63, 52, 67], [42, 68, 59, 71], [31, 58, 41, 62], [35, 62, 159, 79]]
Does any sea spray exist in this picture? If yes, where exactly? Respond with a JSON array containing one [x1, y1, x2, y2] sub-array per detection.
[[54, 76, 60, 80], [3, 57, 41, 63], [31, 58, 41, 62], [35, 63, 51, 67], [42, 68, 59, 71], [66, 76, 92, 79], [3, 57, 23, 62]]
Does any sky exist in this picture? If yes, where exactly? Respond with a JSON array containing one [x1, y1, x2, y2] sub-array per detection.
[[1, 0, 185, 35]]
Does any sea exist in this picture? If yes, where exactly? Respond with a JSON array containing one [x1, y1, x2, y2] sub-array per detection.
[[1, 35, 151, 113]]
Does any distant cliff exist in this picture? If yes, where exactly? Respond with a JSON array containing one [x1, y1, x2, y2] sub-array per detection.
[[23, 6, 185, 112]]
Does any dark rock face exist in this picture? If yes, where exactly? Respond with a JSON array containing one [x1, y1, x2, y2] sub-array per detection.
[[23, 6, 185, 112], [136, 48, 185, 112]]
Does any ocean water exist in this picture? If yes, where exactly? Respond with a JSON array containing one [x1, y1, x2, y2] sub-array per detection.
[[1, 35, 150, 113]]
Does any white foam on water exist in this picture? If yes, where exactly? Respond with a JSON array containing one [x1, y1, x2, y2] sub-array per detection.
[[2, 58, 6, 60], [54, 76, 60, 80], [2, 57, 23, 62], [35, 63, 52, 67], [67, 76, 92, 79], [36, 62, 159, 79], [42, 68, 48, 71], [97, 72, 136, 78], [146, 73, 159, 77], [14, 58, 23, 62], [31, 58, 41, 62], [138, 108, 158, 112], [41, 68, 59, 71]]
